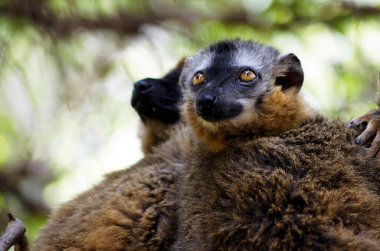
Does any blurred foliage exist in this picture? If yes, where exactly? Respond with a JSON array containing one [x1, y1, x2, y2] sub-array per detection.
[[0, 0, 379, 245]]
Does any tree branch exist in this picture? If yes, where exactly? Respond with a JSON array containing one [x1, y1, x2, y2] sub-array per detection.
[[0, 0, 379, 38], [0, 214, 29, 251], [342, 1, 380, 16]]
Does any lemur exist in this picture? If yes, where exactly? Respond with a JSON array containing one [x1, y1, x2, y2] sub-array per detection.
[[33, 62, 192, 251], [173, 39, 380, 250], [34, 53, 380, 250], [132, 59, 185, 154]]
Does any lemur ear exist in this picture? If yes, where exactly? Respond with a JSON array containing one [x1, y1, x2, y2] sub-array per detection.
[[275, 53, 304, 92]]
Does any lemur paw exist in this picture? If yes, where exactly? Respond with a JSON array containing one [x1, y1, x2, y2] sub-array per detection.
[[349, 109, 380, 159]]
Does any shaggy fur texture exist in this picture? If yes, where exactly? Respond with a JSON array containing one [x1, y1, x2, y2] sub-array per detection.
[[34, 124, 193, 251], [174, 117, 380, 250]]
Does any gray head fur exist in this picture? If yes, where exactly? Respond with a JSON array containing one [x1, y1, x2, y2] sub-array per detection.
[[179, 40, 308, 143]]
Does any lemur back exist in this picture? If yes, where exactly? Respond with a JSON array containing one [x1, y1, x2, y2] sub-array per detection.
[[34, 61, 189, 251]]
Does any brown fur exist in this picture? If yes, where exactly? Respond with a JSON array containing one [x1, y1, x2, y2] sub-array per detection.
[[34, 124, 194, 251], [186, 86, 314, 152], [174, 117, 380, 250], [139, 119, 173, 154]]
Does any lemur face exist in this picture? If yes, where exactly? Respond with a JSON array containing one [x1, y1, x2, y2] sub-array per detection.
[[180, 40, 304, 131], [131, 66, 183, 124], [181, 40, 280, 123]]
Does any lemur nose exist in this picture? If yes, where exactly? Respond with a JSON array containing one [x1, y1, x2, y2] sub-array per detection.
[[197, 94, 217, 110], [134, 80, 152, 93]]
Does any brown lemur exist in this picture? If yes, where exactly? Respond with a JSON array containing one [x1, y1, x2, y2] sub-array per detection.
[[173, 39, 380, 250], [34, 51, 380, 250], [33, 61, 192, 251]]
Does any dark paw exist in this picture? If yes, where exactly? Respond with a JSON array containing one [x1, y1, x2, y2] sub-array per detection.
[[350, 109, 380, 159]]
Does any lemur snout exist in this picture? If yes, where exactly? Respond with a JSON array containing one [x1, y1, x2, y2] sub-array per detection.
[[196, 94, 218, 120], [134, 79, 153, 93], [197, 94, 217, 110], [131, 78, 153, 109]]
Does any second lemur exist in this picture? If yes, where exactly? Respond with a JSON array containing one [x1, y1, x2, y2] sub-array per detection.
[[34, 62, 190, 251], [174, 40, 380, 250], [132, 59, 185, 154]]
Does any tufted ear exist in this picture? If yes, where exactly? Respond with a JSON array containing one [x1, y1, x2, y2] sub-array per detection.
[[275, 53, 304, 92]]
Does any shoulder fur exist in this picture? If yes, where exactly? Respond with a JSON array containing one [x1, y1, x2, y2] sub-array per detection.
[[139, 119, 173, 155], [175, 116, 380, 250]]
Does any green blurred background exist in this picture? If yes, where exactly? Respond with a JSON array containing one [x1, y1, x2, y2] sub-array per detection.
[[0, 0, 379, 243]]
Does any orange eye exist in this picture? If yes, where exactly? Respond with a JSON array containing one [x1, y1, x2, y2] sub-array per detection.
[[239, 69, 256, 82], [192, 72, 205, 86]]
